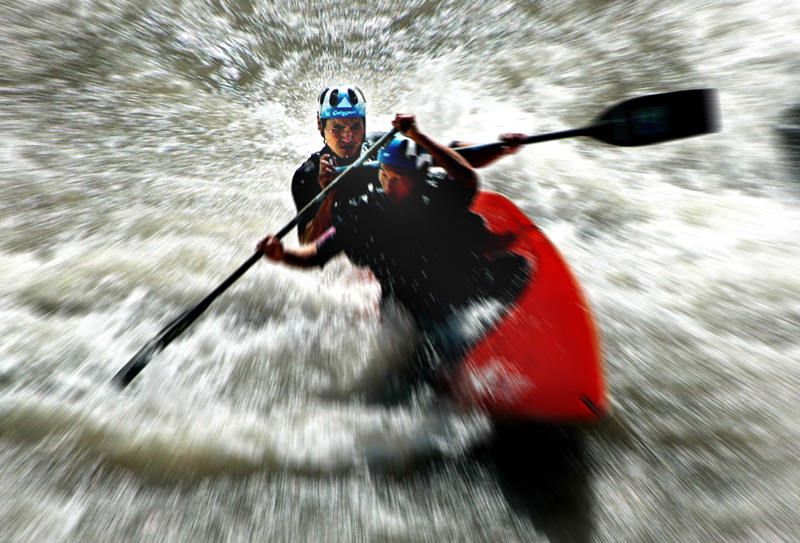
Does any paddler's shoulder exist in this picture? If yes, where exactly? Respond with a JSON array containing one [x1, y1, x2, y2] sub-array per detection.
[[422, 169, 449, 190], [294, 145, 329, 176], [420, 170, 472, 203], [335, 184, 386, 217]]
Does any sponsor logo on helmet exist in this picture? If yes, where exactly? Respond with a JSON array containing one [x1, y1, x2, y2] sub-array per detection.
[[329, 109, 362, 118]]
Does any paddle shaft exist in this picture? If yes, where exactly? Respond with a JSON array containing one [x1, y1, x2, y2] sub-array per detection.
[[112, 128, 399, 388], [334, 127, 594, 173], [454, 127, 591, 154]]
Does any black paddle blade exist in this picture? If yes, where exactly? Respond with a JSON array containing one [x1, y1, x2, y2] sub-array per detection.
[[589, 88, 720, 147], [111, 308, 195, 388], [111, 340, 161, 388]]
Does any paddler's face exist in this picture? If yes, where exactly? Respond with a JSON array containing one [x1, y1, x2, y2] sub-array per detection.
[[379, 164, 418, 204], [320, 117, 366, 160]]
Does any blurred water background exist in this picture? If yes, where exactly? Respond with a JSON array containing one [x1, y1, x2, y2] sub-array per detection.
[[1, 0, 799, 541]]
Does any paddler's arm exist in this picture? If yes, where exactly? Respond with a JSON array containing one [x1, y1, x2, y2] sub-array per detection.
[[299, 154, 338, 244], [450, 133, 526, 168], [257, 223, 345, 269], [393, 114, 478, 197], [256, 235, 321, 269]]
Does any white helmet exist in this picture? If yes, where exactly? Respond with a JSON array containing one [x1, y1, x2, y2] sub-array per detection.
[[318, 85, 366, 119]]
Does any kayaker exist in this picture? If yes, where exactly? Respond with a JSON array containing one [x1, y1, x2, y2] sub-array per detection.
[[292, 85, 382, 243], [292, 85, 527, 244], [264, 113, 529, 335]]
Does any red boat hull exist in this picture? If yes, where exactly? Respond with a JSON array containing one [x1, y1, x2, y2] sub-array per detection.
[[449, 191, 608, 422]]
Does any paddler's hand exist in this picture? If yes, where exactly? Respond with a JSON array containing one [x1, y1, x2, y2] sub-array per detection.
[[256, 235, 284, 262], [498, 133, 526, 155], [392, 113, 420, 139], [318, 154, 337, 189]]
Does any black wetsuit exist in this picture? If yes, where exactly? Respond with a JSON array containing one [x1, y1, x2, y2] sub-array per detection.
[[311, 172, 501, 322], [291, 132, 385, 238], [309, 170, 532, 401]]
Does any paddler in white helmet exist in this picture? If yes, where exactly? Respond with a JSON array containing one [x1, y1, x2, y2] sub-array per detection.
[[265, 113, 529, 329], [292, 85, 377, 244], [292, 85, 528, 244]]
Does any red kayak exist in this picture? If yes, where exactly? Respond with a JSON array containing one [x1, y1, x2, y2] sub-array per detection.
[[447, 191, 608, 423]]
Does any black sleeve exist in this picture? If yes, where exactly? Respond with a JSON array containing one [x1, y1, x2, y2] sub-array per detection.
[[291, 154, 321, 237], [310, 199, 361, 267], [424, 172, 473, 210]]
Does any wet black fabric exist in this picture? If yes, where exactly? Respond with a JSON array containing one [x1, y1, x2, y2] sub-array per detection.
[[313, 172, 532, 401], [314, 176, 497, 321], [290, 132, 385, 238]]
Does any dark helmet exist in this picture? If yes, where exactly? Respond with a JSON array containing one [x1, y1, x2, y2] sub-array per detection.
[[378, 136, 432, 172]]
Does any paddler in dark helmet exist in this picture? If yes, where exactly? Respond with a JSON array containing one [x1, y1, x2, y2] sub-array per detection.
[[292, 85, 528, 244], [262, 113, 529, 332]]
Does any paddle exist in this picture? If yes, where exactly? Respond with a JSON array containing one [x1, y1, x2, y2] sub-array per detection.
[[111, 128, 399, 388], [332, 88, 719, 175], [457, 88, 720, 152]]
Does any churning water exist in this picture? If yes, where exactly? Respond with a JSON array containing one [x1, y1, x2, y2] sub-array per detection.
[[1, 0, 799, 541]]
